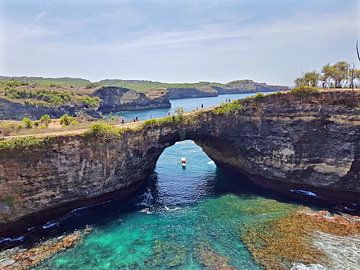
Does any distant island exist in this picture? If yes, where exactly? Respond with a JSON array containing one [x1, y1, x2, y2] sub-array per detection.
[[0, 76, 288, 120]]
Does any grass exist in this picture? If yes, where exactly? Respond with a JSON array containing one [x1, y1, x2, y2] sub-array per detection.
[[290, 86, 320, 96], [0, 136, 53, 153], [83, 123, 124, 140], [3, 86, 100, 107]]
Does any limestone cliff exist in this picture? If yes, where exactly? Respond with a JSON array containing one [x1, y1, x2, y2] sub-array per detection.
[[0, 97, 101, 120], [0, 90, 359, 233], [166, 87, 218, 99], [92, 86, 171, 113]]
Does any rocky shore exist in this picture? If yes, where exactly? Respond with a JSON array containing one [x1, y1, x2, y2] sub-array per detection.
[[0, 226, 92, 270]]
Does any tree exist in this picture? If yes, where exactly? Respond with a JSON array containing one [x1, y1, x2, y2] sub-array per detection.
[[295, 71, 321, 87], [322, 61, 350, 88], [40, 114, 52, 126], [22, 117, 33, 129]]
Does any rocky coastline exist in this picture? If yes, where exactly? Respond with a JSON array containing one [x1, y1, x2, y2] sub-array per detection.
[[0, 90, 359, 234]]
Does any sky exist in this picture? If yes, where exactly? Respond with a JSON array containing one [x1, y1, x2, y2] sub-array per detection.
[[0, 0, 359, 85]]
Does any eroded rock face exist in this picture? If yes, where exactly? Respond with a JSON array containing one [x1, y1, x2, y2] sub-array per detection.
[[0, 98, 101, 120], [0, 90, 359, 232], [93, 86, 170, 113]]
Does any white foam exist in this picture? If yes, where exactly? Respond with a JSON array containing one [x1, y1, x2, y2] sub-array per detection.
[[164, 206, 181, 212], [291, 263, 326, 270], [312, 232, 360, 270]]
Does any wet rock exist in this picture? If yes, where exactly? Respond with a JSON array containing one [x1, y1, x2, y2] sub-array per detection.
[[0, 230, 83, 270]]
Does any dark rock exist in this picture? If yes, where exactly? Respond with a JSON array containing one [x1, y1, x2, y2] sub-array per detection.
[[92, 86, 171, 113], [0, 98, 101, 120], [166, 87, 218, 99]]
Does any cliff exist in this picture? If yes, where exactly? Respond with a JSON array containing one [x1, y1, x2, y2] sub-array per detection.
[[92, 87, 170, 113], [0, 90, 359, 233], [166, 87, 218, 99], [0, 97, 101, 120], [213, 79, 289, 94]]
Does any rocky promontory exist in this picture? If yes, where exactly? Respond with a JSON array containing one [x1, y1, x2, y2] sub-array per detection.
[[0, 89, 359, 233], [92, 86, 170, 113]]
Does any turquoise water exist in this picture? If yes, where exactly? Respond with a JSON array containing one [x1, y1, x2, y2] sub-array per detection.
[[106, 93, 259, 121], [35, 141, 296, 270], [5, 93, 304, 269]]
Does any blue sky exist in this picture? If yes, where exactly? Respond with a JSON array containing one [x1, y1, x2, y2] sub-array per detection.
[[0, 0, 359, 85]]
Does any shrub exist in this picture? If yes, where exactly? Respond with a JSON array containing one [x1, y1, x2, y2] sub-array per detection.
[[290, 86, 319, 97], [174, 107, 185, 122], [22, 117, 33, 129], [214, 100, 243, 115], [60, 114, 75, 126], [143, 118, 157, 127], [40, 114, 51, 126], [253, 93, 265, 101], [84, 123, 122, 139], [0, 136, 51, 152], [80, 96, 101, 108]]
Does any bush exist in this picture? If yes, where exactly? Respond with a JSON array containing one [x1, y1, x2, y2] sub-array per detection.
[[253, 93, 265, 101], [60, 114, 75, 126], [80, 96, 101, 108], [0, 136, 51, 152], [143, 118, 157, 127], [40, 114, 51, 126], [22, 117, 33, 129], [214, 101, 243, 115], [290, 86, 319, 97], [84, 123, 122, 139]]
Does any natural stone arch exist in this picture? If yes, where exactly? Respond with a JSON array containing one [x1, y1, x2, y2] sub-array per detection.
[[1, 90, 360, 233]]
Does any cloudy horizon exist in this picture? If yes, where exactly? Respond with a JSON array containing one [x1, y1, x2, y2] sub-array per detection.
[[0, 0, 359, 86]]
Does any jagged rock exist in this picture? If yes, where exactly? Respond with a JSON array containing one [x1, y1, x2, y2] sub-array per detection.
[[92, 86, 170, 113]]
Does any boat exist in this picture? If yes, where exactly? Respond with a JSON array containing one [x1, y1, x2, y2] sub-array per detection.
[[181, 157, 186, 168]]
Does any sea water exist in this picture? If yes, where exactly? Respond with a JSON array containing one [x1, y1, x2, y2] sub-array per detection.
[[3, 93, 305, 269]]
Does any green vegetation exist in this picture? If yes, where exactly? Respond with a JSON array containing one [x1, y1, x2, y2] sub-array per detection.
[[60, 114, 77, 126], [79, 96, 101, 107], [84, 123, 123, 140], [290, 86, 320, 96], [0, 136, 52, 152], [214, 100, 244, 115], [253, 93, 265, 101], [0, 79, 101, 107], [143, 107, 185, 127], [4, 88, 74, 106], [22, 117, 33, 129], [2, 195, 15, 207], [96, 79, 223, 93], [295, 61, 360, 88], [40, 114, 51, 126]]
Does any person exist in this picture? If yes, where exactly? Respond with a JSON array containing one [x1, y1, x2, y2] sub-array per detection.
[[135, 117, 138, 121], [121, 119, 125, 124], [133, 118, 136, 122], [201, 104, 204, 109]]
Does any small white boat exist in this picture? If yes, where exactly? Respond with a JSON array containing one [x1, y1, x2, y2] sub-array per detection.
[[181, 157, 187, 168]]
